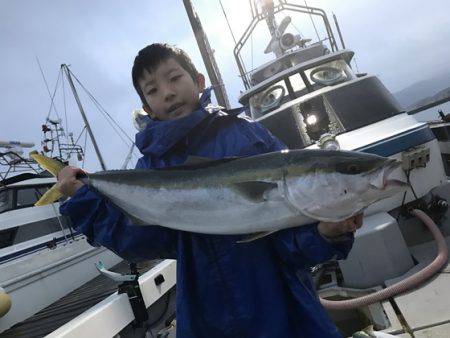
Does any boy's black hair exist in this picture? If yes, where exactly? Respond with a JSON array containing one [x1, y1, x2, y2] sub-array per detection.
[[132, 43, 199, 109]]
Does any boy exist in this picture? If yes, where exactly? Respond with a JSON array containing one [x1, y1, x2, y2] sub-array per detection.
[[59, 43, 362, 338]]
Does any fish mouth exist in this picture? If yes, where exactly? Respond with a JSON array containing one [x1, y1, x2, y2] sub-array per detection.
[[370, 160, 408, 190]]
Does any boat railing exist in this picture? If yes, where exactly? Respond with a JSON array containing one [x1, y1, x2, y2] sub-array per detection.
[[234, 0, 340, 89]]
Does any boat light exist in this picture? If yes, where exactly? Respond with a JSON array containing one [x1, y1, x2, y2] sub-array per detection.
[[306, 114, 317, 125]]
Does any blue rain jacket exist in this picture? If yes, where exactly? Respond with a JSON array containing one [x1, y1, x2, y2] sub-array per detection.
[[60, 89, 353, 338]]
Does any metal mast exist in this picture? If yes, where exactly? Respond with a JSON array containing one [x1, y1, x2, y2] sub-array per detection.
[[182, 0, 230, 109], [61, 64, 107, 170]]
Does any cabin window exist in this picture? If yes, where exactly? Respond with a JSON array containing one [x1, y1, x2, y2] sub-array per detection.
[[249, 72, 310, 118], [0, 189, 13, 213], [14, 186, 50, 209], [0, 228, 18, 249], [287, 73, 308, 97], [249, 80, 288, 118], [304, 59, 354, 89]]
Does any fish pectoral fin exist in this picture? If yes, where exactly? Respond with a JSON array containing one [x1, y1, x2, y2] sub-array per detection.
[[230, 181, 278, 202], [237, 230, 277, 243], [35, 184, 63, 206]]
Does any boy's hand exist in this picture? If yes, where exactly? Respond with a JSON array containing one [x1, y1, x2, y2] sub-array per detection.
[[317, 213, 363, 239], [57, 166, 86, 197]]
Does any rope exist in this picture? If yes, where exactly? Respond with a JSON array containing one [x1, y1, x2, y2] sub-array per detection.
[[50, 202, 69, 244], [304, 0, 320, 41]]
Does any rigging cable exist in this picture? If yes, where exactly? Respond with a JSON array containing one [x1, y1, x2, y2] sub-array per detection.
[[72, 125, 87, 150], [68, 125, 88, 163], [88, 95, 131, 147], [36, 56, 63, 123], [303, 0, 321, 41], [68, 69, 141, 165], [218, 0, 238, 46], [353, 57, 361, 74], [405, 169, 419, 200], [69, 70, 137, 150], [289, 18, 304, 38]]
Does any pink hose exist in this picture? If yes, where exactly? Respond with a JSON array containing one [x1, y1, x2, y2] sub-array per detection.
[[320, 209, 449, 310]]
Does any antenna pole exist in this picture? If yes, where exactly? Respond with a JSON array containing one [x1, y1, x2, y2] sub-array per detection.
[[183, 0, 230, 109], [332, 13, 346, 49], [62, 64, 107, 170]]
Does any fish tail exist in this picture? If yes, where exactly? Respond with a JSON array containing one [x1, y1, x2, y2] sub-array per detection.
[[35, 184, 64, 206], [29, 151, 66, 206], [29, 151, 66, 177]]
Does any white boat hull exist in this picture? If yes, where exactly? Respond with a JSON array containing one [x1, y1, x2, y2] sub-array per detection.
[[0, 236, 121, 333]]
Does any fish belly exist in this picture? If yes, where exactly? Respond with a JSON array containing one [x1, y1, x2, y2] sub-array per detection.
[[98, 182, 313, 234]]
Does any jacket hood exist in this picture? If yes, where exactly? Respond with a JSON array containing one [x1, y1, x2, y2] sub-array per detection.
[[135, 87, 214, 157]]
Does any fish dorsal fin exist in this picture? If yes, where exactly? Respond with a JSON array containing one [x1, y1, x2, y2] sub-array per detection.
[[237, 230, 277, 243], [231, 181, 278, 202], [183, 156, 216, 165], [163, 156, 239, 171]]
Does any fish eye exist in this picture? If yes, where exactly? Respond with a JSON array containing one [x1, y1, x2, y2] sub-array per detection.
[[347, 164, 359, 174], [336, 162, 361, 175]]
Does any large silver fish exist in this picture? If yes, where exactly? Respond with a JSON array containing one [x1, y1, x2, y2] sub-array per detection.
[[31, 150, 407, 235]]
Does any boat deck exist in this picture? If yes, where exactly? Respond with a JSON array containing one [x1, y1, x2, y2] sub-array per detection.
[[384, 236, 450, 337], [0, 260, 160, 338], [385, 182, 450, 338]]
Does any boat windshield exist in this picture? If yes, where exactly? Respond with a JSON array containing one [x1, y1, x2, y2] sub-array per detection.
[[0, 185, 52, 213], [247, 58, 401, 148], [249, 74, 308, 118], [0, 189, 13, 213], [16, 186, 46, 208], [305, 59, 354, 90], [249, 59, 354, 119]]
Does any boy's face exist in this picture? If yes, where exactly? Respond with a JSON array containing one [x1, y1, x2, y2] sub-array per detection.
[[138, 58, 205, 121]]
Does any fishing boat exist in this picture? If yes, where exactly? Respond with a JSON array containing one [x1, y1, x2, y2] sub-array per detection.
[[0, 66, 126, 334], [0, 139, 122, 334], [43, 1, 450, 337], [227, 1, 449, 336]]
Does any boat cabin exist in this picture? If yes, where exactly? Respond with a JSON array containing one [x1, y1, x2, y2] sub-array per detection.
[[233, 1, 404, 150], [239, 47, 403, 149]]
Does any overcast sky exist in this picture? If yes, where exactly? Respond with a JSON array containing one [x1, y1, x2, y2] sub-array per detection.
[[1, 0, 449, 171]]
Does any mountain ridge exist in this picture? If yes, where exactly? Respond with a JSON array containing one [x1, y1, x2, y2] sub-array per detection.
[[393, 71, 450, 110]]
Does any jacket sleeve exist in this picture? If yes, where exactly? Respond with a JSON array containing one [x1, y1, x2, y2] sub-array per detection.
[[272, 224, 354, 270], [59, 174, 177, 263]]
